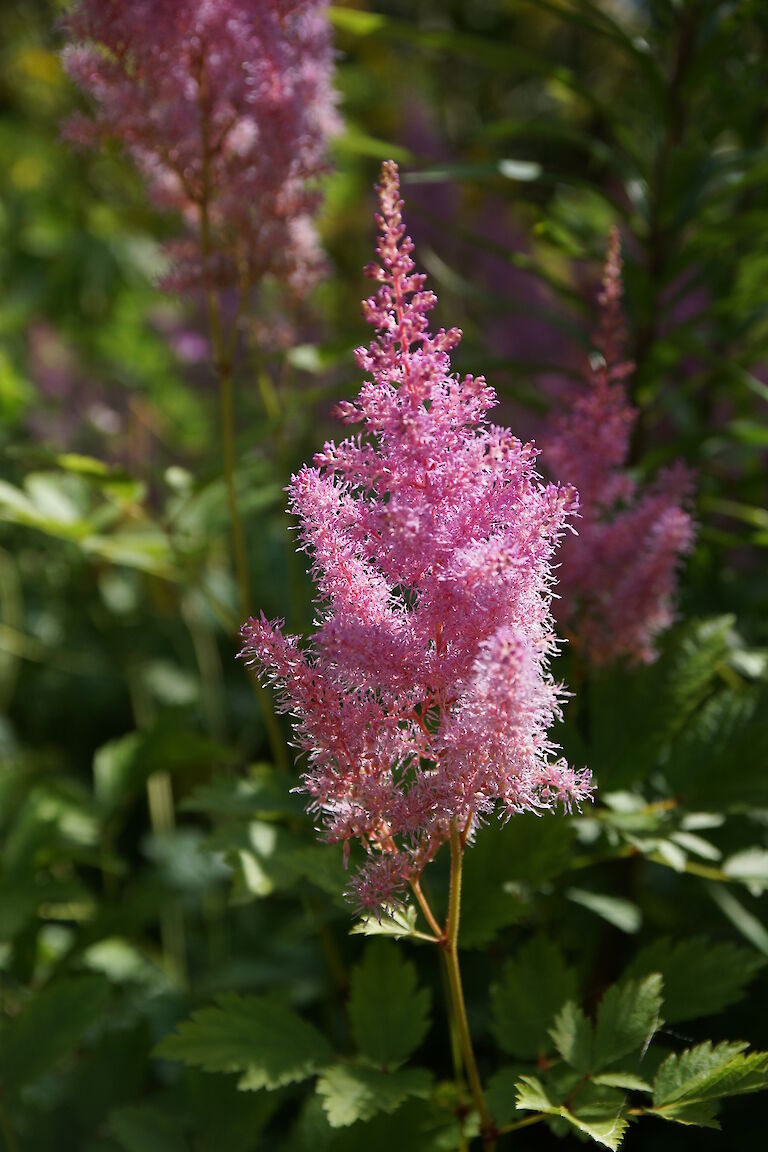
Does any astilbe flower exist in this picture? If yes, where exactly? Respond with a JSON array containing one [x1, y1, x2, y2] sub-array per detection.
[[545, 229, 695, 666], [62, 0, 339, 294], [240, 162, 592, 914]]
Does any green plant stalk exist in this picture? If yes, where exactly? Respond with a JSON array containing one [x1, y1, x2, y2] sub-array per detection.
[[439, 950, 470, 1152], [197, 61, 287, 772], [442, 821, 496, 1151], [131, 678, 188, 986], [146, 769, 189, 986]]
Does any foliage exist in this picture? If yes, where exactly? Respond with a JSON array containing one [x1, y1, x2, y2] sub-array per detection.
[[1, 1, 767, 1150]]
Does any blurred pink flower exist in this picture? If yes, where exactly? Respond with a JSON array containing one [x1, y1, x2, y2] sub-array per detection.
[[62, 0, 339, 295], [545, 228, 695, 666], [241, 162, 591, 914]]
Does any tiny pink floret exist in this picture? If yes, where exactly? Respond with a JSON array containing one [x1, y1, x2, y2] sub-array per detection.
[[241, 162, 592, 914]]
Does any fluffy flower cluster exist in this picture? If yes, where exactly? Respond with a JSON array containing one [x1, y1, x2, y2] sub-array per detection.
[[241, 162, 592, 913], [546, 229, 694, 665], [62, 0, 338, 294]]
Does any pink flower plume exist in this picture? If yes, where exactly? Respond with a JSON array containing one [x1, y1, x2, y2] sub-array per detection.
[[62, 0, 339, 295], [546, 228, 695, 665], [241, 162, 592, 914]]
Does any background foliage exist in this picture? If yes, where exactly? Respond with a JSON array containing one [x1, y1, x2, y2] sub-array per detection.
[[1, 1, 767, 1149]]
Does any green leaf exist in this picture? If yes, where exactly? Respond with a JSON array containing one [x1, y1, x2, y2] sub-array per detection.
[[155, 994, 332, 1090], [708, 883, 768, 956], [460, 816, 576, 947], [566, 888, 642, 934], [723, 848, 768, 891], [485, 1067, 528, 1127], [81, 529, 178, 580], [514, 1076, 629, 1149], [594, 975, 663, 1071], [109, 1106, 189, 1152], [181, 765, 305, 820], [350, 905, 430, 941], [564, 1108, 630, 1150], [491, 936, 578, 1059], [624, 938, 764, 1022], [93, 732, 144, 812], [587, 617, 734, 787], [209, 821, 307, 901], [514, 1074, 553, 1113], [459, 823, 526, 947], [348, 942, 431, 1069], [316, 1064, 432, 1127], [550, 1001, 594, 1074], [0, 975, 112, 1094], [592, 1072, 652, 1092], [665, 686, 768, 806], [551, 976, 663, 1075], [651, 1041, 768, 1127]]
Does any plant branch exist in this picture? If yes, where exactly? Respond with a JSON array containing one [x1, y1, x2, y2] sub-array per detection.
[[496, 1113, 546, 1136], [411, 877, 443, 940]]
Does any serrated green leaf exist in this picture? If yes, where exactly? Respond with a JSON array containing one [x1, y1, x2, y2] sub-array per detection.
[[514, 1074, 553, 1113], [564, 1108, 629, 1150], [651, 1040, 768, 1125], [594, 975, 663, 1070], [348, 942, 431, 1068], [550, 1000, 594, 1073], [665, 686, 768, 806], [0, 975, 112, 1094], [155, 994, 332, 1090], [624, 937, 764, 1022], [587, 617, 734, 787], [515, 1076, 629, 1149], [350, 905, 428, 940], [316, 1063, 432, 1127], [491, 936, 578, 1059]]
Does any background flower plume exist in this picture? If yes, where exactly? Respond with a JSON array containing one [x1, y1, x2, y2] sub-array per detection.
[[62, 0, 339, 295], [545, 228, 695, 666], [241, 161, 591, 914]]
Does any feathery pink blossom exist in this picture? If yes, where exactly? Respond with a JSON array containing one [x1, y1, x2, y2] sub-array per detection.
[[62, 0, 339, 294], [545, 228, 694, 666], [241, 162, 591, 914]]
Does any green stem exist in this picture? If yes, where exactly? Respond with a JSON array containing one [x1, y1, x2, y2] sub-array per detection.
[[497, 1113, 546, 1136], [131, 678, 188, 987], [439, 950, 469, 1151], [196, 56, 287, 772], [443, 822, 496, 1151], [217, 353, 252, 622]]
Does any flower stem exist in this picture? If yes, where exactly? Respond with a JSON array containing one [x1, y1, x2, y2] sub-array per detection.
[[196, 56, 286, 772], [442, 822, 497, 1151], [411, 878, 443, 940], [216, 350, 251, 619]]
